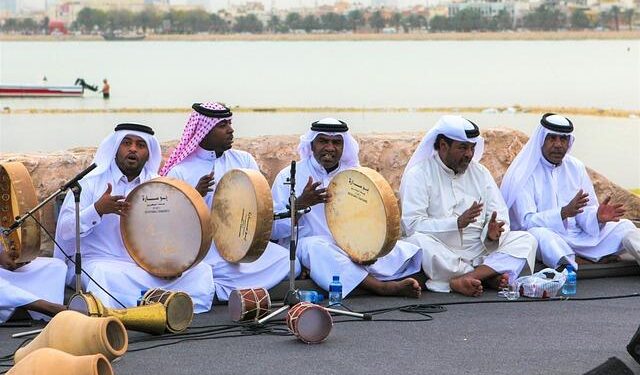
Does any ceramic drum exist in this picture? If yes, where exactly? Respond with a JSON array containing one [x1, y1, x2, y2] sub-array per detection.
[[120, 177, 212, 278], [228, 288, 271, 322], [325, 167, 400, 263], [211, 169, 273, 263], [0, 162, 41, 263], [286, 302, 333, 344], [140, 288, 194, 333]]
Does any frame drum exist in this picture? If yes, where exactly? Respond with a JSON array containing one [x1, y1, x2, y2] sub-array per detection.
[[286, 302, 333, 344], [211, 169, 273, 263], [0, 162, 40, 263], [228, 288, 271, 322], [325, 167, 400, 263], [120, 177, 212, 278], [140, 288, 194, 333]]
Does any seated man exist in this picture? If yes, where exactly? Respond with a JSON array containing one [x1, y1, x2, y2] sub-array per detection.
[[501, 113, 640, 269], [271, 118, 422, 299], [400, 115, 537, 297], [0, 244, 66, 323], [161, 102, 294, 302], [54, 123, 214, 312]]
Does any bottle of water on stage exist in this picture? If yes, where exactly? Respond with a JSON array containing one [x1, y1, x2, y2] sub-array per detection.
[[562, 265, 577, 296], [329, 275, 342, 304], [299, 290, 324, 304]]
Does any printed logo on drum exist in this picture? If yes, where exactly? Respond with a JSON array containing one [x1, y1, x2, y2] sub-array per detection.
[[347, 177, 370, 204], [238, 208, 252, 241], [142, 194, 170, 214]]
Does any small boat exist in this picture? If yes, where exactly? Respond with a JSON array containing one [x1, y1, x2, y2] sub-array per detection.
[[0, 84, 84, 97], [0, 78, 98, 98], [102, 32, 145, 41]]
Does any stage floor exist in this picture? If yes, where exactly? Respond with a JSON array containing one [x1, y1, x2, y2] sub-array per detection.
[[2, 276, 640, 375]]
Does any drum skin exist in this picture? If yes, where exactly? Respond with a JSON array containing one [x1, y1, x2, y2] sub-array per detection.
[[211, 169, 273, 263], [286, 302, 333, 344], [120, 177, 212, 278], [325, 167, 400, 263], [140, 288, 194, 333], [0, 162, 41, 263]]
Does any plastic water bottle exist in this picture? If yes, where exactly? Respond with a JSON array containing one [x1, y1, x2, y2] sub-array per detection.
[[562, 265, 577, 296], [136, 289, 148, 306], [329, 275, 342, 304], [299, 290, 324, 304]]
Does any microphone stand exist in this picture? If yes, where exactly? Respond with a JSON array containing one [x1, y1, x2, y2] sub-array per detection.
[[5, 163, 97, 338], [258, 161, 370, 324]]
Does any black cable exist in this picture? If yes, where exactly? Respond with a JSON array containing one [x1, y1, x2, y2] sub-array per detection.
[[30, 213, 126, 308]]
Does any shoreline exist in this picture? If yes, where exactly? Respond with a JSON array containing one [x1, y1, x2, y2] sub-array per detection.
[[2, 106, 639, 118], [1, 30, 639, 42]]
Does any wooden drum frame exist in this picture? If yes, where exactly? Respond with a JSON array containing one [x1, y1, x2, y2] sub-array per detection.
[[0, 162, 41, 263]]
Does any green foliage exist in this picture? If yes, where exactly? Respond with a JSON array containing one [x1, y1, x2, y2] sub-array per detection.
[[523, 4, 566, 31], [369, 10, 385, 32], [233, 14, 263, 33], [429, 15, 449, 32], [570, 9, 591, 29], [347, 10, 365, 32], [321, 12, 348, 32]]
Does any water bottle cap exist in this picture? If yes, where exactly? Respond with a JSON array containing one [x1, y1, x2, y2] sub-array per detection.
[[333, 275, 340, 281], [566, 264, 574, 271]]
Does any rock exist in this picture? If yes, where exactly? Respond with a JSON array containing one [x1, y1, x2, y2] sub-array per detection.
[[2, 128, 639, 255]]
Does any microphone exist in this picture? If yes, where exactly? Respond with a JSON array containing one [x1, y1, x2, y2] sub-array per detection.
[[274, 207, 311, 220], [290, 161, 296, 189], [60, 163, 97, 191]]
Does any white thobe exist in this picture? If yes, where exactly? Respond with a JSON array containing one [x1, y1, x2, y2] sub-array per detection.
[[55, 163, 215, 313], [167, 147, 293, 301], [508, 155, 640, 268], [400, 155, 537, 293], [0, 255, 67, 323], [272, 158, 422, 297]]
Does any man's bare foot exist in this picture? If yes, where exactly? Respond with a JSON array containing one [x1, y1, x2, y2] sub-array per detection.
[[484, 272, 509, 290], [450, 276, 483, 297], [298, 267, 310, 280], [378, 278, 422, 298]]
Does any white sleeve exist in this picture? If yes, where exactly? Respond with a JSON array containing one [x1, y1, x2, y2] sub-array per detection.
[[56, 181, 104, 241], [400, 166, 458, 236], [271, 169, 292, 240]]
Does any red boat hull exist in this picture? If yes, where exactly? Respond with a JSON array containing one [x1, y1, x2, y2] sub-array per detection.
[[0, 85, 84, 97]]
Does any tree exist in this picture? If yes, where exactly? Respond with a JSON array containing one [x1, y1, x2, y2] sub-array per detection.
[[233, 14, 263, 33], [183, 9, 211, 33], [570, 9, 591, 29], [136, 7, 161, 33], [210, 13, 229, 33], [404, 14, 427, 32], [75, 8, 107, 32], [611, 6, 620, 31], [285, 12, 302, 31], [301, 15, 321, 33], [267, 15, 282, 33], [429, 15, 449, 32], [347, 9, 364, 32], [390, 12, 402, 31], [321, 12, 348, 32], [624, 8, 634, 31], [450, 8, 484, 32], [494, 9, 512, 31], [523, 5, 565, 31], [106, 9, 135, 31], [369, 11, 385, 32]]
